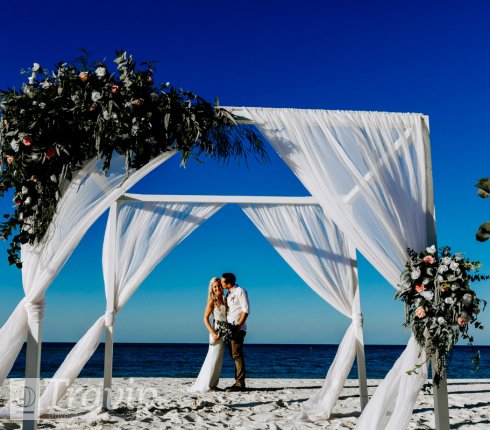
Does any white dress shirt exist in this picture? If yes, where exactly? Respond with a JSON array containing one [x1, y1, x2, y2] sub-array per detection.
[[226, 285, 250, 331]]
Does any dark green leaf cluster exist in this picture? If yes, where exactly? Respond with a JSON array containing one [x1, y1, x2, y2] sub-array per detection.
[[395, 246, 488, 386], [475, 178, 490, 242], [0, 51, 267, 267]]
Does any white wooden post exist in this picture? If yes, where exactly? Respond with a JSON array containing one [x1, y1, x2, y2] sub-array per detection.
[[422, 115, 450, 430], [102, 324, 114, 410], [350, 249, 369, 411], [102, 201, 118, 410], [353, 290, 368, 410], [23, 316, 43, 429]]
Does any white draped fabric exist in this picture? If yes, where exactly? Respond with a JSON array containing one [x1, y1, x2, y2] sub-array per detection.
[[356, 337, 428, 430], [240, 108, 432, 429], [0, 151, 174, 390], [241, 204, 361, 420], [39, 201, 223, 411]]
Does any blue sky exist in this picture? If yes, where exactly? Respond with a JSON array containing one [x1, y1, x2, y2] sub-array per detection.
[[0, 0, 489, 345]]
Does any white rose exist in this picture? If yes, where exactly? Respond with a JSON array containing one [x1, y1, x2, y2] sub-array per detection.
[[437, 317, 446, 325], [103, 110, 110, 120], [442, 257, 452, 265], [39, 102, 46, 109], [32, 63, 40, 72], [463, 293, 473, 305], [28, 76, 35, 85], [41, 80, 51, 89], [451, 283, 460, 290], [91, 91, 102, 102], [420, 291, 434, 301], [445, 297, 455, 305], [95, 66, 106, 77], [437, 275, 444, 283], [411, 267, 421, 280], [438, 265, 448, 273], [449, 261, 459, 271], [426, 245, 436, 254], [10, 139, 19, 152]]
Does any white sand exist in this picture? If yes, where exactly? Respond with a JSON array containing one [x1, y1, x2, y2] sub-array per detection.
[[1, 378, 489, 429]]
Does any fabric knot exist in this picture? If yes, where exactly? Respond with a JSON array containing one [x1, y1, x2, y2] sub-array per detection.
[[25, 298, 46, 323], [352, 312, 363, 326], [105, 310, 115, 327]]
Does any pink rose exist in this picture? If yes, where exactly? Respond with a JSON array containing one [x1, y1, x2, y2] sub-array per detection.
[[111, 85, 119, 94], [415, 284, 425, 293], [457, 317, 466, 326], [87, 104, 95, 112], [22, 135, 33, 146], [15, 199, 21, 206], [46, 148, 56, 159], [415, 307, 426, 318], [6, 155, 14, 164], [423, 256, 436, 264], [147, 76, 153, 84], [79, 72, 89, 82]]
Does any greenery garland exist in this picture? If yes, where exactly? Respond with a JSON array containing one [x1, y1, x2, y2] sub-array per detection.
[[395, 246, 488, 386], [0, 51, 266, 267], [476, 178, 490, 242]]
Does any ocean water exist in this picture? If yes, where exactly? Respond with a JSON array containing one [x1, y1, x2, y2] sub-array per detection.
[[8, 343, 490, 379]]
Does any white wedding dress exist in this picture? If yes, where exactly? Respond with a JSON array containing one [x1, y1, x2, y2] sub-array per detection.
[[189, 303, 226, 393]]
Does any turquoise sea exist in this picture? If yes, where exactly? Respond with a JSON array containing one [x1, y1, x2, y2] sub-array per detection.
[[8, 344, 489, 379]]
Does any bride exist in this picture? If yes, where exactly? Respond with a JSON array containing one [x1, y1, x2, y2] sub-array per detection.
[[190, 277, 227, 392]]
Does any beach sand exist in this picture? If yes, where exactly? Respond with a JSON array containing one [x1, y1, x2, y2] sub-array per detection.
[[1, 378, 489, 429]]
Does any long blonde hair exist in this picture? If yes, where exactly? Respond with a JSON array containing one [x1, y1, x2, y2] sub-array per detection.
[[208, 276, 224, 308]]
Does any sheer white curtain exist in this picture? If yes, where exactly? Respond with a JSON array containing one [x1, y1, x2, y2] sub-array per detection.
[[240, 108, 432, 429], [39, 201, 223, 411], [242, 204, 361, 420], [0, 151, 174, 390]]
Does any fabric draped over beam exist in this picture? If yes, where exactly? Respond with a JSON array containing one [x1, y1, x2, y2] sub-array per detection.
[[241, 204, 362, 420], [38, 201, 223, 412], [0, 151, 174, 395], [239, 108, 432, 429]]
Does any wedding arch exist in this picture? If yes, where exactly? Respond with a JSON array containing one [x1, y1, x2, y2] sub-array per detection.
[[0, 108, 450, 430]]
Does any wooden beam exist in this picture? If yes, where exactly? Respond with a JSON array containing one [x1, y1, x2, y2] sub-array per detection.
[[121, 194, 318, 205]]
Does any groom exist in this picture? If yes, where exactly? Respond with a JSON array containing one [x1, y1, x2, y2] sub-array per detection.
[[221, 272, 249, 391]]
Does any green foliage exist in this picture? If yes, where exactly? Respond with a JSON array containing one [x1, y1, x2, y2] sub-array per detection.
[[0, 51, 267, 267], [476, 178, 490, 242], [395, 246, 488, 386]]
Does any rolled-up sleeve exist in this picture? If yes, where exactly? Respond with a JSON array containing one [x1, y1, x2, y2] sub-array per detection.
[[238, 289, 250, 314]]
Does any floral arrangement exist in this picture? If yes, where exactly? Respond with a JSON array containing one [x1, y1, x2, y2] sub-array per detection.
[[215, 320, 233, 344], [476, 177, 490, 242], [0, 51, 266, 267], [396, 246, 488, 385]]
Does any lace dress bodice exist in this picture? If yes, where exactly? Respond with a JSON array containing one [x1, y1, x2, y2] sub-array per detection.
[[213, 303, 227, 326]]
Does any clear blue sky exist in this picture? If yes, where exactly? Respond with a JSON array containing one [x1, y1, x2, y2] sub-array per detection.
[[0, 0, 489, 345]]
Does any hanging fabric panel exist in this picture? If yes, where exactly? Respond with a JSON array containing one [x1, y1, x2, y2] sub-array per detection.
[[0, 151, 174, 391], [242, 203, 362, 419], [38, 201, 223, 412], [240, 108, 432, 429]]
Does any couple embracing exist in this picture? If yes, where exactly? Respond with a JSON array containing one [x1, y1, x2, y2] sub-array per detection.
[[190, 273, 250, 393]]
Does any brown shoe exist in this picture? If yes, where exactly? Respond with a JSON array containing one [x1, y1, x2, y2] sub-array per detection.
[[226, 384, 246, 392]]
